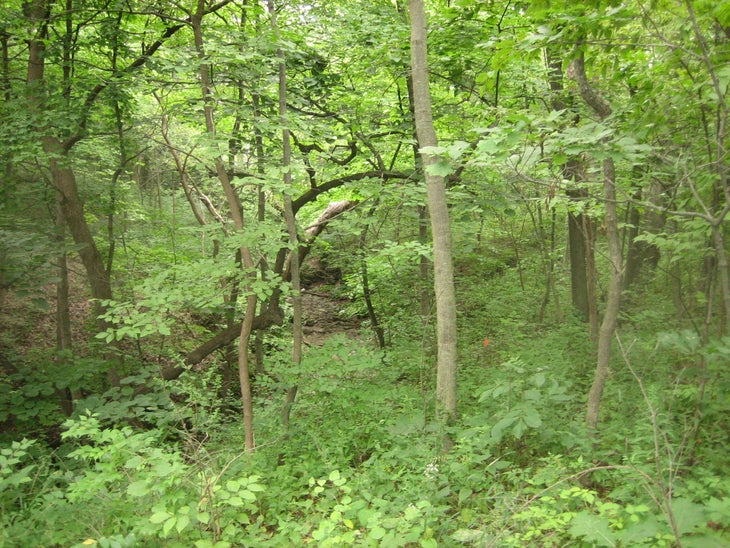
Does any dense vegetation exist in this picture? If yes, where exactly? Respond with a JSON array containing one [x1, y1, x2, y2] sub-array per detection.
[[1, 0, 729, 546]]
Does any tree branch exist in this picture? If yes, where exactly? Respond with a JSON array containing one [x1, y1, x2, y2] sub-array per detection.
[[64, 0, 237, 149]]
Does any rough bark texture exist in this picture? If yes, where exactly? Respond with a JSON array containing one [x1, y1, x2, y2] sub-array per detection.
[[409, 0, 458, 422]]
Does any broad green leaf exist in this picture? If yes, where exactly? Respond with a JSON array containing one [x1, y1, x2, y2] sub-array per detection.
[[672, 497, 707, 535], [126, 480, 149, 497], [175, 514, 190, 533], [240, 489, 257, 501], [523, 407, 542, 428], [425, 160, 453, 177], [150, 511, 172, 524], [369, 525, 386, 540], [227, 496, 244, 507], [162, 516, 177, 536], [569, 512, 617, 547]]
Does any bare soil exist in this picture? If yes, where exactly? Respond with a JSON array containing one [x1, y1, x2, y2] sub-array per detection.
[[300, 288, 362, 346]]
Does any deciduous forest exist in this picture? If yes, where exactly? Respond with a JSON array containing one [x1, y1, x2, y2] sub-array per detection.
[[1, 0, 729, 546]]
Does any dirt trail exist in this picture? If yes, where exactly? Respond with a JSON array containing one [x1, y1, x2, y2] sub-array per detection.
[[300, 289, 362, 346]]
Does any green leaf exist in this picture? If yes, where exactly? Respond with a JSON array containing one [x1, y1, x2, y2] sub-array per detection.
[[240, 489, 257, 501], [451, 529, 487, 543], [491, 415, 517, 441], [369, 525, 386, 540], [458, 488, 473, 505], [126, 480, 149, 497], [162, 516, 177, 536], [425, 160, 453, 177], [150, 511, 172, 524], [523, 407, 542, 428], [175, 514, 190, 533], [569, 512, 617, 546], [672, 497, 707, 535], [616, 515, 664, 545], [227, 496, 244, 507]]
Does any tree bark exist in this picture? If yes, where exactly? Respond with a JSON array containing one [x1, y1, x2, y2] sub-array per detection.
[[409, 0, 458, 423], [269, 0, 302, 426], [545, 50, 592, 321], [26, 1, 113, 309], [193, 0, 257, 450], [55, 200, 76, 417], [405, 73, 433, 319], [572, 50, 624, 431]]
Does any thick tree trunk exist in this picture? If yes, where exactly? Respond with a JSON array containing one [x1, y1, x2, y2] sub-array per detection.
[[27, 1, 113, 309], [409, 0, 458, 423], [49, 151, 113, 306]]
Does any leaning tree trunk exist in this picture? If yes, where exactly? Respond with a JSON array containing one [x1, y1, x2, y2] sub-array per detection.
[[26, 1, 122, 385], [572, 50, 624, 431], [193, 1, 256, 450], [409, 0, 458, 424]]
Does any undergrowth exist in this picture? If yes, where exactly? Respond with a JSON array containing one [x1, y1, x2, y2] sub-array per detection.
[[2, 266, 730, 547]]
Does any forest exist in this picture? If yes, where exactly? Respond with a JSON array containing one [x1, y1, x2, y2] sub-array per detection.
[[1, 0, 729, 546]]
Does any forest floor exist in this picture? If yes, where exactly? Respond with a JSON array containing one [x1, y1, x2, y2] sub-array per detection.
[[300, 286, 362, 346]]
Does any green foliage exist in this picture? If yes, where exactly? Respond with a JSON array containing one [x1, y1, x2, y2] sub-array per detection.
[[0, 439, 38, 518], [2, 0, 730, 546], [0, 225, 58, 308], [475, 356, 572, 446]]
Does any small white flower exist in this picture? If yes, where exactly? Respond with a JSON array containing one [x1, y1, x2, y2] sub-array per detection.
[[424, 462, 439, 479]]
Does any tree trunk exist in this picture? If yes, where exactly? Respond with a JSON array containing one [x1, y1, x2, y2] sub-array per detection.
[[55, 200, 75, 417], [49, 150, 113, 305], [193, 1, 257, 450], [572, 50, 624, 431], [269, 0, 302, 426], [545, 51, 592, 321], [406, 74, 433, 319], [26, 1, 113, 311], [359, 204, 386, 348], [584, 214, 599, 342], [586, 157, 622, 430], [409, 0, 458, 423]]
